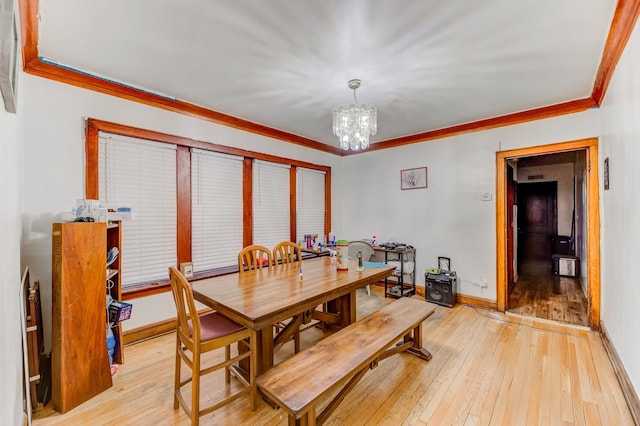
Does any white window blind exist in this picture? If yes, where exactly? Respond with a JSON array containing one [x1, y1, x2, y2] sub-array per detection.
[[252, 160, 291, 249], [191, 149, 244, 272], [296, 167, 326, 240], [98, 133, 177, 288]]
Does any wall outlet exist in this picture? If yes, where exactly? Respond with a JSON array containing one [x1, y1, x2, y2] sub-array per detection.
[[467, 278, 488, 288], [481, 193, 492, 201], [478, 276, 488, 288]]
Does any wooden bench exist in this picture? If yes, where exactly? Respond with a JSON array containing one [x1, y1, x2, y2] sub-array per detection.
[[256, 297, 437, 426]]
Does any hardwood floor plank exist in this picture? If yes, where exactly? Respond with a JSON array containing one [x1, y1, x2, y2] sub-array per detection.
[[474, 322, 520, 425], [525, 330, 546, 425], [508, 259, 588, 327], [33, 287, 633, 425]]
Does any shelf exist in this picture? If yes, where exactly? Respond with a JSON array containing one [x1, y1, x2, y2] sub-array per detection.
[[106, 221, 124, 365], [374, 246, 416, 299], [385, 284, 416, 299], [106, 269, 118, 280]]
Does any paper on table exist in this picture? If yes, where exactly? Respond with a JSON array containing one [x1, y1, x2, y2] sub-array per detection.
[[362, 262, 390, 268]]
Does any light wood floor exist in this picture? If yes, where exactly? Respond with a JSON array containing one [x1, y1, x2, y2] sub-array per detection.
[[508, 259, 589, 327], [33, 287, 632, 425]]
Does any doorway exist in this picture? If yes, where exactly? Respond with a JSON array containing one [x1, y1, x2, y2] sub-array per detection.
[[510, 177, 588, 326], [496, 138, 601, 329]]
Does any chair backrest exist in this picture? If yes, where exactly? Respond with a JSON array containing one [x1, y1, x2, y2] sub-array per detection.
[[273, 241, 302, 265], [348, 240, 375, 261], [238, 245, 273, 274], [169, 267, 201, 347]]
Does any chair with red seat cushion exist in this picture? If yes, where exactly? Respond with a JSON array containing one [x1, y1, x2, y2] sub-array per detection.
[[169, 267, 257, 425], [238, 245, 272, 274], [272, 241, 302, 266]]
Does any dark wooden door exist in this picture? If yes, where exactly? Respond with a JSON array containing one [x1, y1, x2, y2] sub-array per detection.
[[507, 166, 516, 293], [517, 182, 557, 262]]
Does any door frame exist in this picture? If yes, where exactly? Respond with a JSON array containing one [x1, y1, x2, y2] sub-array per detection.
[[496, 138, 600, 328]]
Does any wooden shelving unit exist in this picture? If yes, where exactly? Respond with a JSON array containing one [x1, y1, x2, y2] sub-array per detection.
[[50, 220, 125, 414], [374, 246, 417, 298], [51, 222, 111, 413]]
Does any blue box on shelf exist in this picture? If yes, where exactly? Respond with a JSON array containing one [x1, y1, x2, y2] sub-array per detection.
[[109, 300, 133, 323]]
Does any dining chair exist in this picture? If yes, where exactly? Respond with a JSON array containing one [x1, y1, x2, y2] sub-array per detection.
[[238, 245, 273, 274], [348, 240, 375, 295], [270, 241, 304, 352], [169, 267, 257, 425], [272, 241, 302, 266]]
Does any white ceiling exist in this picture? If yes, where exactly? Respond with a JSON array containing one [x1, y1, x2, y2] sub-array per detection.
[[37, 0, 616, 148]]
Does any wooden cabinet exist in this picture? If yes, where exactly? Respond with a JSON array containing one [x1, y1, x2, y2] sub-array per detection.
[[106, 221, 124, 364], [51, 222, 112, 413]]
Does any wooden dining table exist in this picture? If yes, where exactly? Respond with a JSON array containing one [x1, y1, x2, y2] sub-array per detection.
[[191, 257, 396, 375]]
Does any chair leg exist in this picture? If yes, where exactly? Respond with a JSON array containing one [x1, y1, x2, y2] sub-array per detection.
[[225, 345, 231, 384], [249, 331, 258, 411], [191, 350, 200, 426], [174, 336, 181, 410]]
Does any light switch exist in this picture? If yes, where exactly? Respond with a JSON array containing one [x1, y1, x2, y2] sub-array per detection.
[[481, 193, 492, 201]]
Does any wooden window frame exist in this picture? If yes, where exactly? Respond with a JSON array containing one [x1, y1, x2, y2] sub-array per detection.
[[85, 118, 331, 299]]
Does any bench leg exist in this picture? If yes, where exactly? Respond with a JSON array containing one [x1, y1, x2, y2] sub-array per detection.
[[404, 323, 432, 361], [291, 406, 316, 426]]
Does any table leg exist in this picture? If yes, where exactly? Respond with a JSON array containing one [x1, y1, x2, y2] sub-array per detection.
[[325, 291, 356, 329], [257, 326, 274, 374], [239, 326, 274, 376]]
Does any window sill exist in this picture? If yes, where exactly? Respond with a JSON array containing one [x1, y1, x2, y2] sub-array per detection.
[[121, 265, 240, 300]]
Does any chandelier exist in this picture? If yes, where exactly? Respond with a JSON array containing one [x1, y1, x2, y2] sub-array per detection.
[[332, 79, 377, 151]]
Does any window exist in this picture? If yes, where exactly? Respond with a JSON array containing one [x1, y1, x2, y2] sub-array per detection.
[[191, 149, 244, 273], [252, 160, 291, 249], [296, 167, 326, 242], [86, 118, 331, 297], [98, 133, 177, 288]]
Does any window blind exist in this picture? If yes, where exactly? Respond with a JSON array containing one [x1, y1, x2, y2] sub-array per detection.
[[296, 167, 326, 241], [98, 133, 177, 288], [252, 160, 291, 249], [191, 149, 244, 272]]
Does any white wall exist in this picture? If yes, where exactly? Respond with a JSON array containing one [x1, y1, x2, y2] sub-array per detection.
[[339, 110, 599, 300], [598, 14, 640, 397], [516, 162, 575, 236], [19, 74, 343, 348], [0, 75, 24, 426]]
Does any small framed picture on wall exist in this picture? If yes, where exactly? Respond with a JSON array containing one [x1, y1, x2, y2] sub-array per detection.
[[401, 167, 428, 190]]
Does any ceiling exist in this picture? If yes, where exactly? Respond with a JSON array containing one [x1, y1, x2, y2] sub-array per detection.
[[35, 1, 617, 149]]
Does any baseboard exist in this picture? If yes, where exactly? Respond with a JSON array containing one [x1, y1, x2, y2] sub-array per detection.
[[456, 294, 497, 310], [378, 283, 496, 309], [600, 323, 640, 425], [123, 318, 177, 345], [123, 307, 213, 345]]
